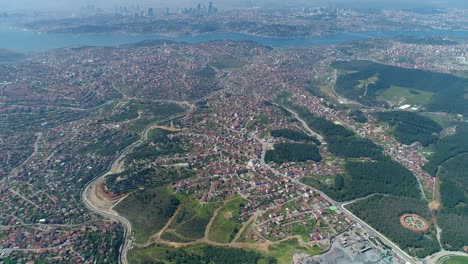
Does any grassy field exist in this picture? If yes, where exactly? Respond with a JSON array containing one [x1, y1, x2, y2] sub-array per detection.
[[208, 195, 246, 243], [128, 243, 183, 263], [128, 237, 323, 263], [169, 199, 217, 240], [267, 239, 323, 264], [376, 86, 434, 106], [319, 85, 336, 99], [161, 230, 194, 243], [439, 255, 468, 264], [129, 243, 280, 264], [419, 112, 460, 128], [115, 187, 179, 244]]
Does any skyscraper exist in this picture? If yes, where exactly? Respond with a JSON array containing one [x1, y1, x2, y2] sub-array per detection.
[[208, 2, 213, 14]]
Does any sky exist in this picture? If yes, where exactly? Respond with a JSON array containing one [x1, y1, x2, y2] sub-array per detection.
[[0, 0, 467, 12]]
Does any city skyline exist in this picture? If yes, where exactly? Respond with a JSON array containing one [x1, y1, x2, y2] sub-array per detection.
[[0, 0, 467, 12]]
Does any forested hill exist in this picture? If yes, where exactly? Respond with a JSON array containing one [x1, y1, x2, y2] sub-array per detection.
[[332, 60, 468, 115], [423, 123, 468, 250], [376, 111, 442, 146]]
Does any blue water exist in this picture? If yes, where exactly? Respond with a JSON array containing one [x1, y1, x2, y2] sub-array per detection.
[[1, 27, 468, 52]]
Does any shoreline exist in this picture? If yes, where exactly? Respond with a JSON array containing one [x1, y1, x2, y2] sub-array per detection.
[[4, 24, 468, 40]]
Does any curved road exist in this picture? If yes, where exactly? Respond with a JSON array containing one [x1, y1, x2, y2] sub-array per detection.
[[81, 105, 192, 264]]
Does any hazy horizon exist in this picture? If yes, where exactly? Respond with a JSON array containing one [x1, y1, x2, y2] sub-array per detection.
[[0, 0, 467, 12]]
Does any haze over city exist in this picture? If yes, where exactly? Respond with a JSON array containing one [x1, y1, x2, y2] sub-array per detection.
[[0, 0, 467, 11]]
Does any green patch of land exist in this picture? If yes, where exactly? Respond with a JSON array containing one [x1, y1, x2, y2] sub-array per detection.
[[107, 100, 185, 123], [106, 166, 194, 195], [265, 143, 321, 163], [302, 158, 421, 201], [210, 55, 246, 69], [376, 86, 434, 106], [161, 230, 194, 243], [169, 199, 217, 240], [291, 221, 318, 242], [193, 65, 217, 78], [79, 131, 138, 156], [421, 123, 468, 251], [423, 123, 468, 175], [356, 74, 379, 95], [208, 196, 246, 243], [128, 244, 276, 264], [274, 100, 383, 160], [123, 128, 187, 164], [420, 112, 460, 128], [436, 152, 468, 251], [115, 187, 180, 243], [270, 129, 320, 145]]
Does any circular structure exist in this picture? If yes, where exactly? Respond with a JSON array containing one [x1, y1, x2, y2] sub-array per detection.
[[400, 214, 430, 232]]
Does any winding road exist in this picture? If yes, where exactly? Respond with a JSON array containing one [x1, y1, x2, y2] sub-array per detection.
[[81, 103, 193, 264]]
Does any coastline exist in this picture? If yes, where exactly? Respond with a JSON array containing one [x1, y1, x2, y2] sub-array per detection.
[[2, 25, 468, 53]]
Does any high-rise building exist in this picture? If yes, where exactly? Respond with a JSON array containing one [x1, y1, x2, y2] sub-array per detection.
[[208, 2, 213, 13], [147, 7, 154, 17]]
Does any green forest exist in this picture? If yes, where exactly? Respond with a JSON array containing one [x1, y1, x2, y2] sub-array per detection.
[[332, 60, 468, 115], [376, 111, 442, 146], [349, 109, 368, 123], [265, 143, 321, 163], [277, 101, 383, 160], [435, 152, 468, 250], [303, 158, 421, 201], [326, 135, 383, 160], [406, 122, 468, 250], [270, 129, 321, 145], [277, 99, 421, 203], [423, 123, 468, 175], [347, 195, 440, 258]]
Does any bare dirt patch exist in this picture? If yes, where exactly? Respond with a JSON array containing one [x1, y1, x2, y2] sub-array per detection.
[[429, 200, 441, 211], [224, 211, 233, 220]]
